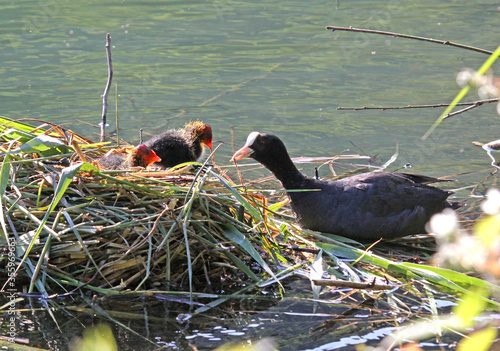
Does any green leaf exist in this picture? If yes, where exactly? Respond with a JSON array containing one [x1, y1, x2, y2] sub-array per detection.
[[0, 116, 41, 135], [268, 199, 288, 212], [209, 170, 263, 221], [74, 324, 118, 351], [316, 242, 500, 307], [316, 242, 407, 273], [0, 154, 11, 243], [401, 263, 500, 292], [475, 215, 500, 247], [4, 134, 72, 156], [221, 224, 275, 282], [0, 128, 35, 143], [453, 289, 489, 328], [223, 251, 260, 281], [457, 327, 497, 351]]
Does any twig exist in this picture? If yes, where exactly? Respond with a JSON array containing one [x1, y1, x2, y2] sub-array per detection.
[[74, 119, 99, 128], [115, 82, 119, 146], [70, 137, 87, 163], [337, 98, 499, 111], [233, 160, 245, 187], [442, 103, 478, 120], [325, 26, 494, 55], [421, 98, 496, 121], [230, 125, 236, 155], [101, 33, 113, 143], [124, 205, 171, 255], [12, 118, 94, 144], [312, 279, 395, 290]]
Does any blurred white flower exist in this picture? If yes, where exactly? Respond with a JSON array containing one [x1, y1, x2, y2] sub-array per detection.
[[478, 84, 499, 99], [433, 235, 488, 271], [427, 208, 459, 240], [457, 235, 487, 269], [481, 188, 500, 215], [456, 69, 473, 87]]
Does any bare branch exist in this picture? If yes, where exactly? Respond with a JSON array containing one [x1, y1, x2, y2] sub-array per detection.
[[325, 26, 494, 55], [313, 279, 395, 290], [100, 33, 113, 143], [337, 98, 499, 111], [442, 100, 491, 120]]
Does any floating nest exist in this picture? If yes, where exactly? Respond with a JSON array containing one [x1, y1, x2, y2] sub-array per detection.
[[0, 117, 296, 295]]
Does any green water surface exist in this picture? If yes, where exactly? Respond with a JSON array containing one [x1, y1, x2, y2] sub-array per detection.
[[1, 1, 499, 350]]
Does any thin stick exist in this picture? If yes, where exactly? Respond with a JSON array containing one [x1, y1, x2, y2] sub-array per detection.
[[337, 98, 499, 111], [12, 118, 94, 144], [70, 138, 87, 163], [325, 26, 494, 55], [230, 125, 236, 154], [124, 206, 171, 255], [115, 82, 119, 146], [233, 160, 245, 187], [442, 103, 478, 120], [313, 279, 395, 290], [101, 33, 113, 143]]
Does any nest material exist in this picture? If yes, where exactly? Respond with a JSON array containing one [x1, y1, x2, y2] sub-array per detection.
[[0, 118, 276, 294]]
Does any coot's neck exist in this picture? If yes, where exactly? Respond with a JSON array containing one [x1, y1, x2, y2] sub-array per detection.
[[188, 139, 200, 158], [257, 151, 307, 189]]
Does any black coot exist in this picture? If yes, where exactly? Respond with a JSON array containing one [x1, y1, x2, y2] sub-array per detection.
[[231, 132, 460, 240]]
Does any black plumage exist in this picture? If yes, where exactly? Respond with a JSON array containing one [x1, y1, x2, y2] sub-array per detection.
[[231, 132, 460, 240], [144, 121, 212, 169]]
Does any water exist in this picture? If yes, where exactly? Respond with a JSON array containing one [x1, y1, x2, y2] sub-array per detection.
[[1, 0, 500, 349], [0, 279, 469, 350], [2, 1, 498, 178]]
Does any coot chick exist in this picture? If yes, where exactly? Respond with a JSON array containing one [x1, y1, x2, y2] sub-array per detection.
[[98, 144, 161, 170], [231, 132, 460, 240], [144, 121, 213, 169]]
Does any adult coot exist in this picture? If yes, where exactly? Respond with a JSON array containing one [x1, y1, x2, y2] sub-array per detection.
[[144, 121, 212, 169], [231, 132, 460, 240], [98, 144, 161, 170]]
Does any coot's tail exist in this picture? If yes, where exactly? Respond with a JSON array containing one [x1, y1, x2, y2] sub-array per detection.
[[447, 200, 464, 210]]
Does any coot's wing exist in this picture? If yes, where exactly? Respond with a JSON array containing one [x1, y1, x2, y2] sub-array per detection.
[[397, 172, 454, 185], [337, 172, 451, 218], [287, 173, 452, 238]]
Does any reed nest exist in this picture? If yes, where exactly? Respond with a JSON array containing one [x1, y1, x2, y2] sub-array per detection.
[[0, 117, 301, 295]]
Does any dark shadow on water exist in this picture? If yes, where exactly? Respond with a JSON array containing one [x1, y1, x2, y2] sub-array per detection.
[[0, 276, 464, 351]]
